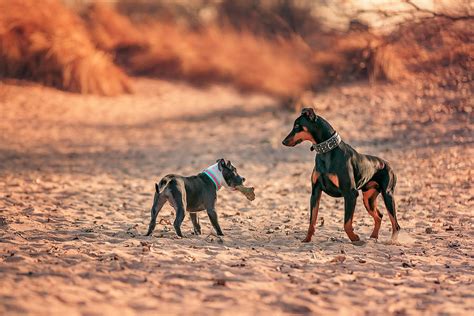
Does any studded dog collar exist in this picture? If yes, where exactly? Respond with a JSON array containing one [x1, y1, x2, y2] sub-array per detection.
[[311, 132, 342, 154]]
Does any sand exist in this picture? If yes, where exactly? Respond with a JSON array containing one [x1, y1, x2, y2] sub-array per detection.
[[0, 78, 473, 315]]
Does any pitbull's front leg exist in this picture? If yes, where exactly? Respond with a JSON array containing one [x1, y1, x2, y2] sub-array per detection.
[[206, 207, 223, 236], [190, 213, 201, 235]]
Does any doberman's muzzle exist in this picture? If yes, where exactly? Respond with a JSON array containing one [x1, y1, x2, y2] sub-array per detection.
[[282, 131, 302, 147]]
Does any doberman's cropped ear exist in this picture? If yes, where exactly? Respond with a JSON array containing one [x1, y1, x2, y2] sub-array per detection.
[[216, 158, 226, 171], [155, 183, 159, 192], [301, 107, 317, 121]]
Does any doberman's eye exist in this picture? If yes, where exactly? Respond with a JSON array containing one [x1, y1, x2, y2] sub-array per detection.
[[294, 124, 301, 130]]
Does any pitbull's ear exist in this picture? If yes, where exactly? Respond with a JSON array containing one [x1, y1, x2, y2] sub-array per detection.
[[301, 107, 317, 121], [226, 160, 232, 167], [217, 158, 226, 170], [155, 183, 159, 192]]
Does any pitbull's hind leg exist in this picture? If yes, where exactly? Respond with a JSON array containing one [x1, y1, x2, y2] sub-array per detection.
[[168, 184, 186, 238], [146, 188, 167, 236]]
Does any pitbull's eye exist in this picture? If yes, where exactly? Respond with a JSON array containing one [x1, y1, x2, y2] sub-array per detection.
[[294, 124, 301, 130]]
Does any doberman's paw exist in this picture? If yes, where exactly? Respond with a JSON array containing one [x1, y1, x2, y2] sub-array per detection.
[[349, 234, 360, 242], [391, 230, 400, 242], [352, 239, 366, 247], [302, 237, 312, 243], [367, 237, 378, 244]]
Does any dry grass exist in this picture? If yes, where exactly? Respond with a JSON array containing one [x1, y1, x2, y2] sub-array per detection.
[[388, 19, 473, 77], [308, 18, 473, 89], [286, 18, 473, 109], [0, 0, 131, 96], [0, 0, 470, 100], [369, 43, 409, 82], [309, 31, 409, 87], [81, 3, 146, 56], [125, 22, 314, 98]]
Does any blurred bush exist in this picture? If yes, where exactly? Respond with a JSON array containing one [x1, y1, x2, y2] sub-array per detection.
[[0, 0, 471, 103], [115, 0, 325, 97], [0, 0, 131, 96]]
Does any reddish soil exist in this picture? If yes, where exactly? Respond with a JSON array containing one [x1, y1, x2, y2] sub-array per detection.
[[0, 78, 472, 315]]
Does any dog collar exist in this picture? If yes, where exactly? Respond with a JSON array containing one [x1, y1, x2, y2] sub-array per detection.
[[311, 132, 341, 154], [203, 163, 227, 191]]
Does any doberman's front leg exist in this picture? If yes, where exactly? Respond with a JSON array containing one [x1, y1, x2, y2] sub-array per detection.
[[343, 190, 360, 242], [339, 166, 360, 242], [302, 186, 322, 242], [302, 168, 322, 242]]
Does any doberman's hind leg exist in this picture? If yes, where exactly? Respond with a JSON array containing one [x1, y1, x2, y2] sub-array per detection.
[[190, 213, 201, 235], [380, 166, 401, 241], [362, 186, 382, 239], [382, 190, 401, 241], [146, 191, 167, 236]]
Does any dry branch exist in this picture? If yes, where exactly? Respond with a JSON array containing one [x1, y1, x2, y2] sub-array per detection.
[[235, 185, 255, 201]]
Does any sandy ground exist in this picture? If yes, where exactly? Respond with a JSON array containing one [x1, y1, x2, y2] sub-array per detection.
[[0, 78, 473, 315]]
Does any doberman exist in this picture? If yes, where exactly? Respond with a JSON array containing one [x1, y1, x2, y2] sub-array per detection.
[[146, 159, 246, 237], [282, 108, 401, 243]]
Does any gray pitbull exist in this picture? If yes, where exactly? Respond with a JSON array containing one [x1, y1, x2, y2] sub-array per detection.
[[146, 159, 246, 237]]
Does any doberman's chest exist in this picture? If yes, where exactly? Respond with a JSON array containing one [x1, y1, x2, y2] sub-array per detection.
[[312, 169, 343, 197], [320, 174, 343, 197]]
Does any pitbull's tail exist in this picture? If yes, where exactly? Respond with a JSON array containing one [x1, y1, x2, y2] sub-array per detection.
[[155, 176, 171, 194]]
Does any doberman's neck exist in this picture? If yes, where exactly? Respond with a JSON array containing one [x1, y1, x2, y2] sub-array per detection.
[[307, 116, 336, 144]]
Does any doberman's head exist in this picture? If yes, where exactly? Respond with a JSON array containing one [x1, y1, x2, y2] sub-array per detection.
[[282, 107, 335, 148], [282, 108, 318, 147], [217, 158, 246, 188]]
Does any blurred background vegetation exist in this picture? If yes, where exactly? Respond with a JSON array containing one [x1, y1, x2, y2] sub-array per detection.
[[0, 0, 472, 110]]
